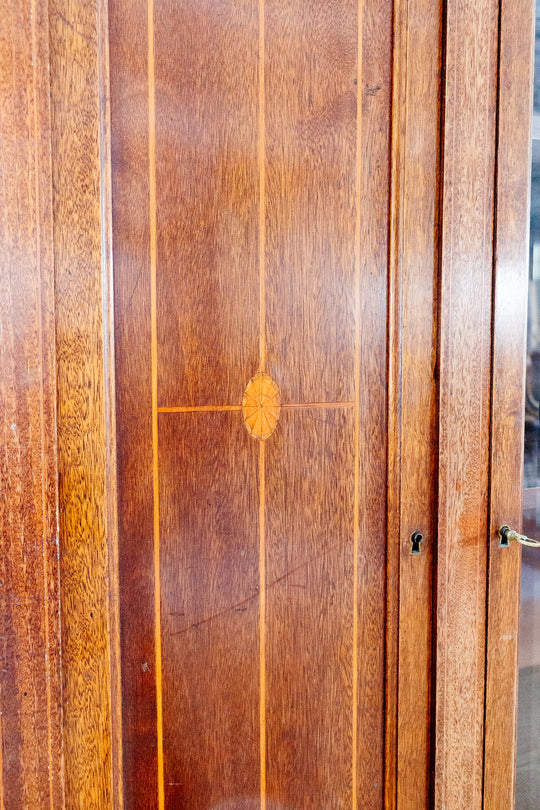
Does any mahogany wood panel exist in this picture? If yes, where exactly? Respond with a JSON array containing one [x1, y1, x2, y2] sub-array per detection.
[[49, 0, 119, 805], [108, 0, 156, 805], [434, 0, 499, 808], [0, 0, 63, 804], [155, 0, 259, 408], [159, 413, 259, 808], [388, 1, 441, 808], [265, 409, 354, 808], [264, 0, 357, 405], [483, 0, 534, 807], [108, 0, 399, 807]]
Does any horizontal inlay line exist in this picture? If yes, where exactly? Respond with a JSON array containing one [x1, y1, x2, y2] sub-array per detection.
[[158, 401, 354, 413], [282, 401, 354, 410], [158, 405, 243, 413], [158, 401, 355, 413]]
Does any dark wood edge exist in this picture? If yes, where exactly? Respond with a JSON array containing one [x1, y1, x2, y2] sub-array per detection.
[[483, 0, 535, 807]]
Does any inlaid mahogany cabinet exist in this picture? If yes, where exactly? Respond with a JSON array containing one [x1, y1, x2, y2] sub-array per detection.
[[0, 0, 533, 807]]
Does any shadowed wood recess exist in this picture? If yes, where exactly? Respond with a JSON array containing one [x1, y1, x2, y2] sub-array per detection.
[[0, 0, 63, 806]]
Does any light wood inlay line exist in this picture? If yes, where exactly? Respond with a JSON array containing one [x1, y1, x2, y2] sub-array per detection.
[[157, 402, 354, 414], [148, 1, 164, 807], [259, 440, 266, 809], [258, 0, 266, 375], [158, 405, 243, 413], [30, 0, 55, 805], [258, 0, 267, 804], [352, 0, 363, 805], [282, 402, 354, 410]]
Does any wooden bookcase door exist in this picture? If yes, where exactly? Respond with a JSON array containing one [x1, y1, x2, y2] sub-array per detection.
[[0, 0, 533, 808]]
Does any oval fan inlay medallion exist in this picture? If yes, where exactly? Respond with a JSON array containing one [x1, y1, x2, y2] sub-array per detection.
[[242, 372, 281, 440]]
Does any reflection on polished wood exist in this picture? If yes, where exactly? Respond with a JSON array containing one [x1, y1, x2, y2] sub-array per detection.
[[0, 0, 63, 804]]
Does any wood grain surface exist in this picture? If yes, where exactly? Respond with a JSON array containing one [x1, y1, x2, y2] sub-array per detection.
[[108, 0, 398, 806], [155, 0, 259, 408], [434, 0, 499, 808], [108, 0, 157, 805], [49, 0, 119, 805], [483, 1, 534, 807], [355, 1, 393, 806], [107, 0, 523, 808], [0, 0, 63, 805], [388, 1, 441, 809], [265, 409, 354, 809], [264, 0, 357, 405], [2, 0, 532, 806], [159, 413, 259, 808]]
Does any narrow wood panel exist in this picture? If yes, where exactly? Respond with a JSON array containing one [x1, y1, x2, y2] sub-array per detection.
[[483, 0, 534, 807], [49, 0, 118, 804], [435, 1, 499, 807], [265, 408, 354, 808], [159, 412, 260, 808], [265, 0, 357, 405], [355, 1, 393, 806], [388, 1, 441, 808], [0, 0, 63, 804], [155, 0, 259, 408], [108, 0, 156, 806]]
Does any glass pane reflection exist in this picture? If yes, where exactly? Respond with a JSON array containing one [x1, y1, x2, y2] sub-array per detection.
[[517, 3, 540, 807]]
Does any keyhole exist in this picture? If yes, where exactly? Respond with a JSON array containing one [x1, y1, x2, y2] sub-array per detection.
[[499, 525, 510, 547], [411, 531, 423, 555]]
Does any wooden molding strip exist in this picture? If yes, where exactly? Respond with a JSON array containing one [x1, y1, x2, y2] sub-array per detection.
[[483, 0, 534, 807], [435, 1, 499, 808]]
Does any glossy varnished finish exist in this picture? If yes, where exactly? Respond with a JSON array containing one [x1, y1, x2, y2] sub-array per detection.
[[109, 0, 400, 805], [264, 0, 357, 405], [388, 1, 441, 808], [435, 0, 499, 807], [48, 0, 119, 805], [159, 413, 260, 808], [0, 0, 63, 804], [483, 1, 534, 807], [265, 409, 354, 808], [2, 0, 535, 805], [155, 0, 259, 408]]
